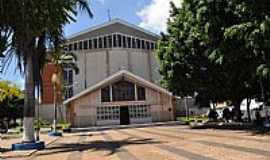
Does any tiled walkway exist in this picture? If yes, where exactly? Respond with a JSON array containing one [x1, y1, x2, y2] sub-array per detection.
[[6, 125, 270, 160]]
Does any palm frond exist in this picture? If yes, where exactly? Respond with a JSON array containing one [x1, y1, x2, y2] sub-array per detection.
[[77, 0, 93, 18]]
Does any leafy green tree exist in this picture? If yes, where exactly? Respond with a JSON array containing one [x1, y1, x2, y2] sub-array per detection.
[[0, 81, 23, 125], [0, 0, 92, 142], [157, 0, 270, 121], [157, 1, 228, 105]]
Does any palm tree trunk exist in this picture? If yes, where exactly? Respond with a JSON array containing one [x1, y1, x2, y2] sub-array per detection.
[[22, 55, 35, 142]]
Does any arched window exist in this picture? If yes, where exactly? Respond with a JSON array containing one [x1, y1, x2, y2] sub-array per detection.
[[112, 80, 135, 101]]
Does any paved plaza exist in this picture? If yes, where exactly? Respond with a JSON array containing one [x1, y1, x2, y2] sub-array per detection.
[[2, 125, 270, 160]]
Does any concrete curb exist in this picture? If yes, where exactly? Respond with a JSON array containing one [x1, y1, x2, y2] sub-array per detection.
[[70, 121, 186, 133], [0, 136, 60, 159]]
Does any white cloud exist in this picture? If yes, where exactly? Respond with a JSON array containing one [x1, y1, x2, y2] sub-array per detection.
[[137, 0, 182, 33]]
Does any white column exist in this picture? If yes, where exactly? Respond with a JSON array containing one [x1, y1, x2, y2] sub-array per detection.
[[110, 85, 113, 102], [134, 83, 138, 101]]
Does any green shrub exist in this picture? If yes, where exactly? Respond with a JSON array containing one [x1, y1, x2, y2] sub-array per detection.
[[34, 118, 50, 129], [56, 122, 71, 130]]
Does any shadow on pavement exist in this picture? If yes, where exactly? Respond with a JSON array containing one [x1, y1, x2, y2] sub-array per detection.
[[0, 148, 10, 153], [35, 137, 162, 157], [248, 127, 270, 136]]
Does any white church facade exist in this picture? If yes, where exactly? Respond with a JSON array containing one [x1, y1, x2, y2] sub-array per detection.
[[43, 19, 176, 127]]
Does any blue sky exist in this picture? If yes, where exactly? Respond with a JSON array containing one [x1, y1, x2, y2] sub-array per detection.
[[1, 0, 181, 88]]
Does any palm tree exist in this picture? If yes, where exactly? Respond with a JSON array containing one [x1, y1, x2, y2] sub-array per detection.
[[0, 0, 92, 143]]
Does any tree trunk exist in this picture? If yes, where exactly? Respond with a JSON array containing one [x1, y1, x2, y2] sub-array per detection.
[[233, 100, 242, 122], [22, 55, 36, 142], [184, 97, 189, 121], [246, 98, 251, 123]]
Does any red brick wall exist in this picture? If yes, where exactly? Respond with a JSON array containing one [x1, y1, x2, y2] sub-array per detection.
[[41, 63, 62, 104]]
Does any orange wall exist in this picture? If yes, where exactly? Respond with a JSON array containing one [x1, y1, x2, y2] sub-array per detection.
[[41, 63, 62, 104]]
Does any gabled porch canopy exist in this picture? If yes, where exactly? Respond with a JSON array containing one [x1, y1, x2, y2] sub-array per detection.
[[63, 70, 172, 105]]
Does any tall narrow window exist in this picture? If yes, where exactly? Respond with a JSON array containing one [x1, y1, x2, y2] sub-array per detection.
[[136, 39, 141, 49], [108, 35, 112, 48], [127, 37, 131, 48], [132, 38, 136, 49], [137, 86, 146, 101], [104, 36, 107, 48], [101, 86, 111, 102], [146, 41, 150, 50], [150, 42, 155, 50], [68, 44, 72, 51], [63, 70, 68, 83], [74, 43, 78, 51], [89, 39, 92, 49], [113, 34, 117, 47], [63, 68, 73, 99], [93, 38, 98, 49], [98, 37, 103, 48], [83, 40, 88, 49], [68, 70, 73, 84], [117, 34, 122, 47], [79, 41, 83, 50], [141, 40, 145, 49], [123, 36, 127, 48]]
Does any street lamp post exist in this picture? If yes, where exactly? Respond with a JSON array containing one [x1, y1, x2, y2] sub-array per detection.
[[36, 85, 40, 141], [53, 80, 57, 132], [49, 73, 62, 137]]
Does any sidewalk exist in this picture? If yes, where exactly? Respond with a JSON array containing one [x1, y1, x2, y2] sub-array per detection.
[[0, 134, 60, 159], [70, 121, 186, 132]]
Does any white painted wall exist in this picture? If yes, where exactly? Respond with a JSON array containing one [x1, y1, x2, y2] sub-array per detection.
[[109, 49, 129, 75], [129, 51, 150, 80], [73, 48, 161, 95]]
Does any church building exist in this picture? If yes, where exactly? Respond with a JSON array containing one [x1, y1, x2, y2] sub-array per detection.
[[41, 19, 176, 127]]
